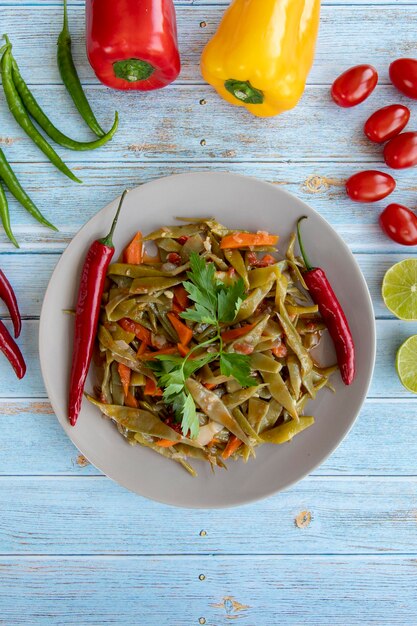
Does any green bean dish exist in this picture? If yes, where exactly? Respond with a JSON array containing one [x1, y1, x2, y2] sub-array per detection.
[[87, 218, 337, 476]]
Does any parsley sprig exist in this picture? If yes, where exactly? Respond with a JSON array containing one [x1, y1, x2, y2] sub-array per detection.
[[149, 252, 256, 438]]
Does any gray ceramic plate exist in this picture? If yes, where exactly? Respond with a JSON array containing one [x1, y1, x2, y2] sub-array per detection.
[[39, 172, 376, 508]]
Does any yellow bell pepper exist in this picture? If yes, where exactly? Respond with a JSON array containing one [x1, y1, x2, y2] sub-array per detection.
[[200, 0, 321, 117]]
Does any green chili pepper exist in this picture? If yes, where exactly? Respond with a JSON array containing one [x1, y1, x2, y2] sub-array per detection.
[[0, 41, 81, 184], [11, 58, 118, 151], [57, 0, 110, 137], [0, 180, 18, 248], [0, 148, 57, 231]]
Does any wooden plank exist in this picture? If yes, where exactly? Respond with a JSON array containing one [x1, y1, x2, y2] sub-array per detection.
[[0, 400, 415, 477], [0, 556, 416, 625], [0, 319, 413, 398], [0, 162, 413, 253], [0, 85, 413, 165], [0, 477, 416, 554], [0, 251, 405, 319], [2, 6, 417, 85]]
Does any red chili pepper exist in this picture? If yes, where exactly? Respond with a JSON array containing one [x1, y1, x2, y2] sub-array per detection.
[[85, 0, 181, 91], [0, 269, 21, 338], [68, 190, 128, 426], [297, 217, 356, 386], [0, 319, 26, 379]]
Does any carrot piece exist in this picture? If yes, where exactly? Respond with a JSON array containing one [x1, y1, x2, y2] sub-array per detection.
[[125, 392, 138, 408], [220, 232, 278, 249], [140, 346, 178, 361], [118, 363, 131, 397], [203, 382, 217, 390], [173, 285, 189, 311], [177, 343, 190, 357], [144, 377, 163, 396], [221, 322, 257, 344], [123, 232, 143, 264], [222, 435, 242, 459], [119, 318, 151, 344], [156, 439, 178, 447], [136, 341, 147, 356], [167, 312, 193, 346]]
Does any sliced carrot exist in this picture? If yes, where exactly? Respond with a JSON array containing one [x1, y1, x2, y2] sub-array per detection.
[[220, 232, 278, 249], [125, 392, 138, 408], [123, 232, 143, 265], [221, 322, 257, 344], [222, 435, 242, 459], [144, 377, 163, 396], [117, 363, 131, 397], [177, 343, 190, 357], [272, 344, 288, 358], [156, 439, 178, 447], [136, 340, 147, 356], [119, 318, 151, 344], [203, 382, 217, 390], [167, 312, 193, 346], [140, 346, 178, 361], [173, 285, 189, 311]]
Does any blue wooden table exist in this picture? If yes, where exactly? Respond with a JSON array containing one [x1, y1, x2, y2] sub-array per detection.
[[1, 1, 417, 624]]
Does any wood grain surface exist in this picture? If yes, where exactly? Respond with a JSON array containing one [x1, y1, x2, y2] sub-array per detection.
[[0, 0, 416, 624]]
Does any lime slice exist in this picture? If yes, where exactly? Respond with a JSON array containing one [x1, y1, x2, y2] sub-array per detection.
[[382, 259, 417, 320], [396, 335, 417, 393]]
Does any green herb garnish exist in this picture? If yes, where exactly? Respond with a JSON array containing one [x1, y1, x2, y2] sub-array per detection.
[[149, 252, 256, 438]]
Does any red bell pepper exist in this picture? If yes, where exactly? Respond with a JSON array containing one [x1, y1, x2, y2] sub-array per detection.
[[85, 0, 181, 91]]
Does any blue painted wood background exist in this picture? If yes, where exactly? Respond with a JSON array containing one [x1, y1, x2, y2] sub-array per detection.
[[1, 1, 417, 624]]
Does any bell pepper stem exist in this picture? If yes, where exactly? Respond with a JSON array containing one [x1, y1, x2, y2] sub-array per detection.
[[296, 217, 313, 271], [113, 59, 155, 83], [224, 79, 264, 105], [100, 189, 128, 248]]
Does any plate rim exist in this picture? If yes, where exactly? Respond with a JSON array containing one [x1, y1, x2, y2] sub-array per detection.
[[39, 171, 376, 508]]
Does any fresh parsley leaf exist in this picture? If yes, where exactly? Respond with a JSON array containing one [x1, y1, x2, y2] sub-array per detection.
[[220, 352, 257, 387], [181, 301, 217, 326], [187, 252, 217, 309], [181, 392, 199, 439], [217, 277, 246, 323]]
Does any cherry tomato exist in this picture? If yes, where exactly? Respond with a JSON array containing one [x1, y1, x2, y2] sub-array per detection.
[[389, 58, 417, 99], [364, 104, 410, 143], [345, 170, 395, 202], [331, 65, 378, 108], [379, 203, 417, 245], [384, 132, 417, 169]]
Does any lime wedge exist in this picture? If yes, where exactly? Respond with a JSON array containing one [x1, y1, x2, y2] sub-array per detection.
[[382, 259, 417, 320], [396, 335, 417, 393]]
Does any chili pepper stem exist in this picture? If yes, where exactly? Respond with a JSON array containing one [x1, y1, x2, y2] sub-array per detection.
[[63, 0, 69, 33], [99, 190, 128, 247], [296, 216, 313, 271]]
